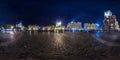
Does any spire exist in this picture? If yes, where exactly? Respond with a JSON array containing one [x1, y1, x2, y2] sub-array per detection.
[[104, 10, 112, 18]]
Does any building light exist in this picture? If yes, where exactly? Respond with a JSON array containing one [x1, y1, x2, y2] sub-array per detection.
[[56, 21, 62, 26], [104, 10, 112, 18], [11, 26, 14, 29], [96, 24, 99, 27]]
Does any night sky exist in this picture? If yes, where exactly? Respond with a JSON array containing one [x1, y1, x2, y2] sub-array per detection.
[[0, 0, 120, 26]]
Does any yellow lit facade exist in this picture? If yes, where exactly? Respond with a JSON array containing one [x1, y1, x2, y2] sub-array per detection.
[[84, 23, 99, 30], [54, 26, 65, 32], [67, 22, 82, 30], [115, 20, 119, 29], [42, 25, 55, 31], [28, 25, 40, 30]]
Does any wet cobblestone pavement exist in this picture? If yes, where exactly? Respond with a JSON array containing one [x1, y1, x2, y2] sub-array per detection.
[[0, 31, 120, 60]]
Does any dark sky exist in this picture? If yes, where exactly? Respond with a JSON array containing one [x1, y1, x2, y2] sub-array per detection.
[[0, 0, 120, 26]]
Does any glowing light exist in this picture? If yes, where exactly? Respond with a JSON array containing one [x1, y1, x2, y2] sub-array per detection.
[[42, 27, 45, 30], [71, 21, 74, 23], [104, 10, 112, 18], [9, 31, 14, 35], [11, 26, 14, 29], [56, 21, 62, 26], [72, 28, 76, 30], [13, 29, 16, 31], [96, 24, 99, 27], [86, 29, 89, 32], [72, 28, 76, 32]]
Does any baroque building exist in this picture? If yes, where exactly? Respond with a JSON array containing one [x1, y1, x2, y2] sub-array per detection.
[[67, 21, 82, 30], [102, 10, 119, 31]]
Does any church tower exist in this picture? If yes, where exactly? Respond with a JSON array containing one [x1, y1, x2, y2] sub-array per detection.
[[102, 10, 119, 31]]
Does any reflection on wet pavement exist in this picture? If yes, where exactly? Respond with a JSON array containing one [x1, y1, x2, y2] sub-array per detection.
[[0, 31, 120, 60], [0, 31, 22, 46], [93, 32, 120, 46]]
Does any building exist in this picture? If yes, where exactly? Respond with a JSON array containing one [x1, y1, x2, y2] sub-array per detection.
[[67, 21, 76, 30], [42, 25, 55, 31], [16, 21, 23, 28], [102, 10, 119, 31], [54, 21, 65, 32], [84, 23, 99, 30], [115, 20, 119, 29], [54, 26, 65, 32], [16, 21, 25, 30], [67, 21, 82, 30], [28, 25, 40, 31], [2, 24, 14, 30]]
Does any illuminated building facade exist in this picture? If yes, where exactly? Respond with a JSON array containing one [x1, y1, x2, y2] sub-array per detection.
[[16, 21, 23, 28], [84, 23, 99, 30], [54, 21, 65, 32], [102, 10, 119, 31], [67, 22, 82, 30], [54, 26, 65, 32], [16, 21, 24, 30], [28, 25, 40, 30], [76, 22, 82, 30], [3, 24, 14, 30], [42, 25, 55, 31]]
